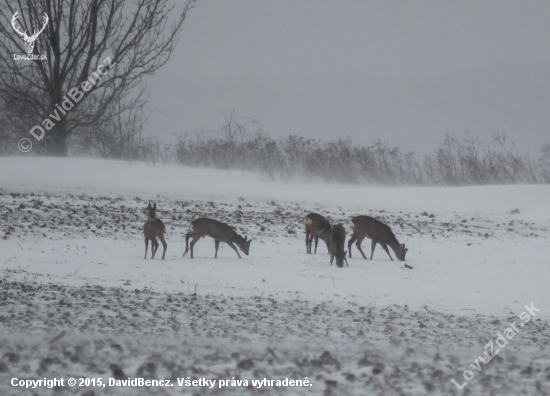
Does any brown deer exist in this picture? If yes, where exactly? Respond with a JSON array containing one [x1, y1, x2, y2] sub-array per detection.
[[143, 203, 167, 260], [348, 215, 407, 261], [329, 224, 349, 268], [304, 213, 331, 254], [183, 218, 251, 259]]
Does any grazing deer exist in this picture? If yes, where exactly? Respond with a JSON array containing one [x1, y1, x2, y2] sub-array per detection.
[[143, 203, 167, 260], [304, 213, 331, 254], [329, 224, 349, 268], [183, 218, 251, 259], [348, 216, 407, 261]]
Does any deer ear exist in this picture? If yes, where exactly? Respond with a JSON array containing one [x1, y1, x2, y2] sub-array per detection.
[[148, 203, 151, 208], [154, 203, 157, 209]]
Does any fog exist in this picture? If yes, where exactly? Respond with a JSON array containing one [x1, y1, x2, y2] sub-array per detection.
[[146, 0, 550, 153]]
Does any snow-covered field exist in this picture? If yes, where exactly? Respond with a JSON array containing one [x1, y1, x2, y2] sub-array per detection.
[[0, 157, 549, 395]]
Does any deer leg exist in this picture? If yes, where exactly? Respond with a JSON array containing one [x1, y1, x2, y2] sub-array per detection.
[[150, 238, 157, 259], [305, 229, 311, 254], [155, 239, 161, 258], [356, 237, 368, 260], [347, 234, 357, 258], [214, 239, 220, 258], [226, 241, 242, 259], [184, 232, 193, 257], [314, 236, 319, 254], [325, 238, 331, 254], [189, 236, 200, 259], [344, 257, 349, 267], [158, 234, 167, 260], [308, 234, 314, 254], [369, 239, 377, 260], [330, 251, 334, 266], [380, 243, 393, 261], [144, 238, 149, 259]]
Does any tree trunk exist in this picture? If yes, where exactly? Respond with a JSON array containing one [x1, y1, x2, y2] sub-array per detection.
[[47, 123, 69, 156]]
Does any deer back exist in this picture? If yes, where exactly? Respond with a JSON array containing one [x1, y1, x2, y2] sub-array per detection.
[[329, 224, 346, 254], [329, 224, 347, 268], [351, 216, 397, 244], [193, 218, 251, 255], [304, 213, 331, 239], [352, 215, 407, 260], [191, 218, 236, 240]]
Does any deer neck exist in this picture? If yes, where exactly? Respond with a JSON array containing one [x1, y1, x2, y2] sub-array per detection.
[[388, 238, 401, 255]]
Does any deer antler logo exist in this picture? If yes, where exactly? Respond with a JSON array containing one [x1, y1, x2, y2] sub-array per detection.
[[11, 11, 49, 55]]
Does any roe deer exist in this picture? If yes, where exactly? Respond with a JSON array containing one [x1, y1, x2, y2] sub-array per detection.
[[143, 203, 167, 260], [329, 224, 349, 268], [304, 213, 331, 254], [183, 218, 251, 259], [348, 215, 407, 261]]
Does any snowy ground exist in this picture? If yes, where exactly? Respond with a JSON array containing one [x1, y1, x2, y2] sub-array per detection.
[[0, 157, 549, 395]]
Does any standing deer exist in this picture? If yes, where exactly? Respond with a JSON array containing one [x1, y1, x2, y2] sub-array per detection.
[[329, 224, 348, 268], [143, 203, 167, 260], [304, 213, 331, 254], [183, 218, 251, 259], [348, 216, 407, 261]]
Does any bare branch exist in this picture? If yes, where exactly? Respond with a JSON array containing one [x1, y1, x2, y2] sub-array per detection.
[[0, 0, 195, 155]]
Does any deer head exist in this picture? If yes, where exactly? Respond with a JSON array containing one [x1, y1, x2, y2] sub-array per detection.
[[396, 243, 408, 261], [238, 235, 251, 256], [11, 11, 49, 55], [147, 203, 157, 221]]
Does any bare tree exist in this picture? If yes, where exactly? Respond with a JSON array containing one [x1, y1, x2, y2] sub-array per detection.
[[0, 0, 195, 156], [72, 104, 148, 159], [0, 96, 37, 154], [0, 104, 19, 154]]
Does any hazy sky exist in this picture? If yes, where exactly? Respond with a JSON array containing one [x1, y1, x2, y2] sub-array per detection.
[[147, 0, 550, 154]]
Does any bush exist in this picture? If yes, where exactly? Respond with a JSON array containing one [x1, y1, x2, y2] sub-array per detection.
[[175, 122, 550, 186]]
